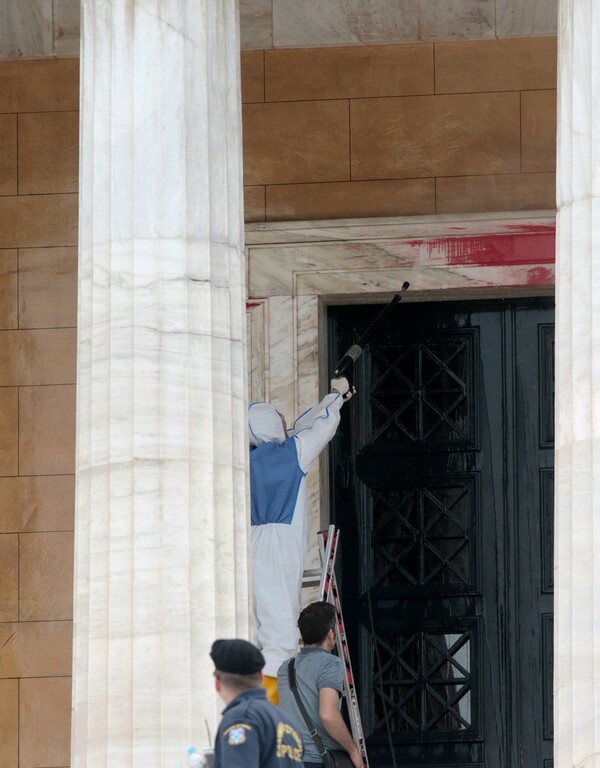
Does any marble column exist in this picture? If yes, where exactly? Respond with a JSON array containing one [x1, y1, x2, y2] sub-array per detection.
[[72, 2, 249, 766], [555, 1, 600, 767]]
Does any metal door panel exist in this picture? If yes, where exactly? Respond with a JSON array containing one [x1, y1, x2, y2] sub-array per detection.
[[328, 298, 554, 768]]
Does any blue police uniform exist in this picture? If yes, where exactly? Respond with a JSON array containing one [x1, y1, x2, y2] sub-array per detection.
[[214, 687, 304, 768]]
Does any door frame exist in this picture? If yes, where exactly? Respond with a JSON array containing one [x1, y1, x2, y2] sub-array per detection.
[[245, 210, 555, 573]]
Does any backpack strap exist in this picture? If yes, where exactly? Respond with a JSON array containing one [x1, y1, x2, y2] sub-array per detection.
[[288, 658, 330, 763]]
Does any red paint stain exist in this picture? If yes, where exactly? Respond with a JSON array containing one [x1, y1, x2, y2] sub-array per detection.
[[525, 266, 555, 285], [404, 232, 555, 267]]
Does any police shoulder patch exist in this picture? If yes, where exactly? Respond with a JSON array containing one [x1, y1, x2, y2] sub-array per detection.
[[223, 722, 252, 746], [228, 727, 246, 745]]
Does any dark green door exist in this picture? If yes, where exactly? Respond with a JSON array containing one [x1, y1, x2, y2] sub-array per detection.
[[328, 298, 554, 768]]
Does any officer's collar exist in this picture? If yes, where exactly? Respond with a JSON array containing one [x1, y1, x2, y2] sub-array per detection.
[[222, 686, 266, 713], [299, 645, 331, 654]]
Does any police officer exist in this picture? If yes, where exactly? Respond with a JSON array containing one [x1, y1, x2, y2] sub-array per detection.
[[211, 638, 304, 768]]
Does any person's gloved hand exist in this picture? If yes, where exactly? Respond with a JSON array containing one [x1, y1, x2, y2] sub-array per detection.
[[331, 376, 350, 395], [331, 377, 356, 400]]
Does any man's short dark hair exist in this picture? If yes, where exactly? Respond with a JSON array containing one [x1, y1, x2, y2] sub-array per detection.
[[215, 671, 262, 690], [298, 601, 336, 645]]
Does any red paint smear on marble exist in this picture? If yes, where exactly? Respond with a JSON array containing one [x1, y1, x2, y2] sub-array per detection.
[[524, 266, 555, 285], [405, 232, 555, 267]]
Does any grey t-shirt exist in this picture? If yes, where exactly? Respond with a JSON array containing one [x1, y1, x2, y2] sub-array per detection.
[[277, 646, 345, 763]]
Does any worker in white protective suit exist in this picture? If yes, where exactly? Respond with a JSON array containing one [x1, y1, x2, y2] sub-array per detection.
[[248, 377, 354, 705]]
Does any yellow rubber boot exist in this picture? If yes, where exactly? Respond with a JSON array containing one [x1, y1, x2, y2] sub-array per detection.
[[263, 675, 279, 705]]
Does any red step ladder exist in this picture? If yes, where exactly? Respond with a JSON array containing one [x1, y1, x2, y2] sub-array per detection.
[[303, 525, 370, 768]]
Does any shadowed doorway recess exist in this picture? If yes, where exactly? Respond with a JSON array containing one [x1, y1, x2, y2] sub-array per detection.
[[329, 298, 554, 768]]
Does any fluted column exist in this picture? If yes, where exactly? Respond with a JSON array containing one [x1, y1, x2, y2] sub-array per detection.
[[555, 2, 600, 767], [72, 2, 249, 766]]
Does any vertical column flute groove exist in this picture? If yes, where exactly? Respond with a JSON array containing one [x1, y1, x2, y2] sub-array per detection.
[[556, 2, 600, 767], [73, 2, 249, 766]]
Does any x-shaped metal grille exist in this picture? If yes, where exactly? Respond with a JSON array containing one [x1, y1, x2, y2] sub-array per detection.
[[369, 337, 473, 445], [373, 630, 473, 733], [371, 482, 473, 589]]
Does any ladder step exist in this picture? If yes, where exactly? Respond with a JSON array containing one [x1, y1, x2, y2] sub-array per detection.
[[301, 568, 322, 587]]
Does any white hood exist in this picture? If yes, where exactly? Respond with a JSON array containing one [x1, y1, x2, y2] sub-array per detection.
[[248, 402, 286, 447]]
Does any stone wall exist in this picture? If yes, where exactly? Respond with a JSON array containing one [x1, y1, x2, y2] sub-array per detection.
[[0, 57, 78, 768], [242, 37, 556, 221], [0, 0, 557, 57]]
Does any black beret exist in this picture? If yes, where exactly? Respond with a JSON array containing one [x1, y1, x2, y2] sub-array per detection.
[[210, 639, 265, 675]]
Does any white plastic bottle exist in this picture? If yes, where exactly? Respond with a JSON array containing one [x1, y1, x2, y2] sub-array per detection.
[[187, 746, 203, 768]]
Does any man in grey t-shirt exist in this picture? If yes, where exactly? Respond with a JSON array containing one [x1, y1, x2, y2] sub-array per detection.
[[277, 602, 362, 768]]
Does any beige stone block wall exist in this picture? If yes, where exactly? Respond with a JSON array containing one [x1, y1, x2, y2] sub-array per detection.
[[241, 37, 557, 222], [0, 57, 77, 768]]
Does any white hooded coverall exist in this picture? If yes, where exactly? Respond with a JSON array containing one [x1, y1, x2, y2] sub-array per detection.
[[248, 393, 344, 677]]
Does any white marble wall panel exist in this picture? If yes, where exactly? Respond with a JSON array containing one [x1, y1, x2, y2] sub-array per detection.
[[1, 0, 272, 57], [272, 0, 496, 46], [295, 264, 554, 296], [73, 1, 247, 766], [247, 301, 266, 402], [0, 0, 559, 58], [246, 211, 555, 247], [247, 212, 555, 296], [263, 295, 295, 416], [296, 295, 321, 414], [240, 0, 273, 49], [496, 0, 557, 37], [0, 0, 52, 58], [296, 295, 323, 572], [555, 1, 600, 765], [53, 0, 80, 56]]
